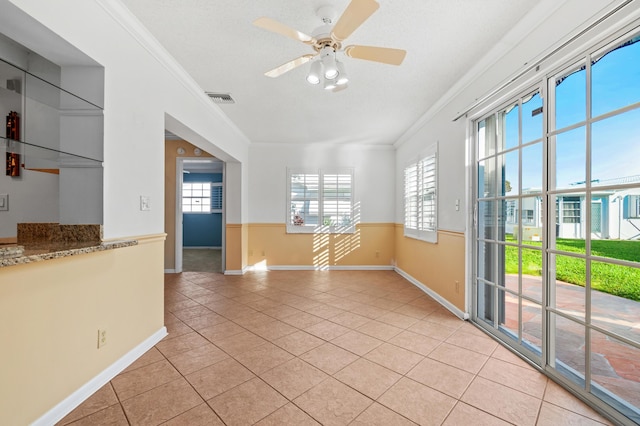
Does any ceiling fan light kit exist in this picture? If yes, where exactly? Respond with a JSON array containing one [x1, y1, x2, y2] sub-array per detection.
[[336, 61, 349, 85], [253, 0, 405, 92], [306, 60, 323, 84]]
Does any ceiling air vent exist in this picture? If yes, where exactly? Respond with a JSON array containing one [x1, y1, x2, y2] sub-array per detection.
[[206, 92, 235, 104]]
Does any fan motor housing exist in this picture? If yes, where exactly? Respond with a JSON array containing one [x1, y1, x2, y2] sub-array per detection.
[[313, 37, 341, 53]]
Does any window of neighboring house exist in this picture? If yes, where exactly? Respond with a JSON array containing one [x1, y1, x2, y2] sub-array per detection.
[[287, 168, 354, 233], [404, 144, 438, 243], [182, 182, 223, 213], [522, 209, 535, 225], [624, 194, 640, 219], [506, 200, 517, 224], [562, 196, 581, 223]]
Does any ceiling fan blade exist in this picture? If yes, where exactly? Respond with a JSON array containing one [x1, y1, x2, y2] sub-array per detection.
[[253, 17, 317, 45], [264, 54, 316, 78], [331, 0, 379, 42], [344, 45, 406, 65]]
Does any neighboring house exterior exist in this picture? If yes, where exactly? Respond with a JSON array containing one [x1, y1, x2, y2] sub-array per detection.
[[505, 180, 640, 241]]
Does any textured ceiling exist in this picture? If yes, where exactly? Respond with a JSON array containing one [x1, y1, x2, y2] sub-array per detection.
[[121, 0, 538, 145]]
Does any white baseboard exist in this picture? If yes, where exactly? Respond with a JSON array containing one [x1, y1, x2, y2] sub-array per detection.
[[262, 265, 395, 271], [33, 327, 167, 426], [224, 269, 245, 275], [394, 267, 469, 320], [164, 268, 176, 273]]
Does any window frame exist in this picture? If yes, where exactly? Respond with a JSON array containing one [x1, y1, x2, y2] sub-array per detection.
[[624, 194, 640, 219], [286, 167, 355, 234], [403, 143, 438, 243], [182, 181, 222, 214]]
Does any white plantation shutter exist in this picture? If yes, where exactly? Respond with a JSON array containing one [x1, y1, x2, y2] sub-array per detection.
[[211, 183, 223, 212], [404, 144, 438, 242], [421, 155, 437, 232], [404, 163, 419, 230], [323, 173, 352, 227]]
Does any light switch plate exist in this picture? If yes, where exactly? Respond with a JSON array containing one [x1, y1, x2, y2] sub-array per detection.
[[0, 194, 7, 211], [140, 195, 150, 211]]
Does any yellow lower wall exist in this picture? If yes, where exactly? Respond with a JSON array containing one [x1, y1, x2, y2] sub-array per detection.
[[0, 235, 165, 425], [247, 223, 465, 312], [226, 224, 245, 271], [395, 225, 466, 311], [247, 223, 396, 268]]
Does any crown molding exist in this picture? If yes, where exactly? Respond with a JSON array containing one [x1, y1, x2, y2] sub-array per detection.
[[94, 0, 251, 146], [393, 0, 570, 148]]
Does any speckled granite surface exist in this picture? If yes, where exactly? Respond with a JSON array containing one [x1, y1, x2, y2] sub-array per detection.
[[0, 245, 24, 259], [0, 223, 136, 268], [17, 223, 102, 243], [0, 240, 137, 267]]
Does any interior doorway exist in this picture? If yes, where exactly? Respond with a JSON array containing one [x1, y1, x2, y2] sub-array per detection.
[[175, 156, 225, 273]]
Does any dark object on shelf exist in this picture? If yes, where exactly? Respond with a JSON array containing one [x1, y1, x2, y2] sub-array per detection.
[[6, 152, 20, 177], [6, 111, 20, 140]]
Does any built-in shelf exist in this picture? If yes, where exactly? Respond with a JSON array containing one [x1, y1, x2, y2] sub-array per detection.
[[2, 136, 102, 172], [1, 57, 103, 174]]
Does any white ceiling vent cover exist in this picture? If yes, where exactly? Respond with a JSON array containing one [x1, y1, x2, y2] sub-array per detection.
[[206, 92, 235, 104]]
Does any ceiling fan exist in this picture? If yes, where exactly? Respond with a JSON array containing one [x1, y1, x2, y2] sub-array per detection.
[[253, 0, 406, 91]]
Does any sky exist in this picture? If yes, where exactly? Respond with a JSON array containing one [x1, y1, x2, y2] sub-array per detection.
[[498, 37, 640, 195]]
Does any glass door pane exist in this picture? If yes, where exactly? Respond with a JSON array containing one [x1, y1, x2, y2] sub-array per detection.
[[475, 91, 544, 364]]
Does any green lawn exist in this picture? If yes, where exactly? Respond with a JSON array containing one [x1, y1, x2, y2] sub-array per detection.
[[504, 237, 640, 301]]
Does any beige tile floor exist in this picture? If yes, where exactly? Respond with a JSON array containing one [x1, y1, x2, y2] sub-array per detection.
[[58, 270, 614, 425]]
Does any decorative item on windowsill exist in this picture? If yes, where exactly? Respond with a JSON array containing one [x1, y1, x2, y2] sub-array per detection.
[[5, 152, 20, 177], [293, 214, 304, 226], [6, 111, 20, 140]]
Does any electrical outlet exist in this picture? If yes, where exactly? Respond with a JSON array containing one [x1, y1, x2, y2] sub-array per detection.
[[97, 329, 107, 348], [455, 281, 460, 293], [375, 250, 380, 258], [0, 194, 7, 211]]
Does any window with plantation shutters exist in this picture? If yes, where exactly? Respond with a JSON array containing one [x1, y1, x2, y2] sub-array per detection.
[[404, 144, 438, 242], [287, 168, 355, 233]]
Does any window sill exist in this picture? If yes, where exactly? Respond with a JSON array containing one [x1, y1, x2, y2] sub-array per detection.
[[286, 225, 356, 234], [404, 230, 438, 244]]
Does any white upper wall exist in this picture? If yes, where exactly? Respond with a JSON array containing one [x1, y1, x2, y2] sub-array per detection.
[[249, 143, 395, 224], [4, 0, 250, 238], [395, 0, 638, 233]]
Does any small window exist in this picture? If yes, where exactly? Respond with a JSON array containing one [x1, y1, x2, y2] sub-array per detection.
[[182, 182, 222, 213], [404, 143, 438, 243], [624, 194, 640, 219], [287, 168, 354, 233], [562, 196, 581, 223], [522, 209, 535, 225], [505, 200, 517, 224]]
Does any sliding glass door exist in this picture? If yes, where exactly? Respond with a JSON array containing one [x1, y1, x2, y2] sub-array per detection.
[[476, 89, 545, 363], [473, 28, 640, 424]]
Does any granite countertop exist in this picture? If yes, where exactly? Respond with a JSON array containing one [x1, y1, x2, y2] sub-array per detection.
[[0, 240, 138, 267], [0, 223, 137, 268]]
